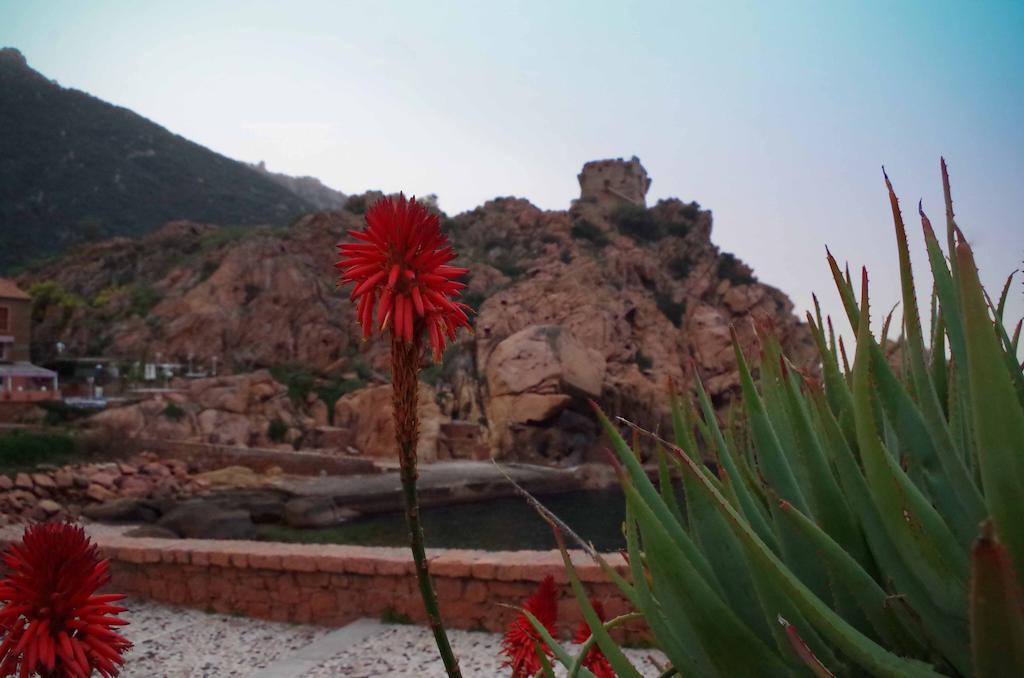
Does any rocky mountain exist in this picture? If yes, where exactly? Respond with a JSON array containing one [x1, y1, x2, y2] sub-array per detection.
[[249, 161, 347, 211], [0, 48, 320, 272], [18, 157, 815, 466]]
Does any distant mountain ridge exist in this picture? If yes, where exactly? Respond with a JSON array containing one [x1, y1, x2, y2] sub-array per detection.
[[249, 161, 347, 211], [0, 48, 336, 272]]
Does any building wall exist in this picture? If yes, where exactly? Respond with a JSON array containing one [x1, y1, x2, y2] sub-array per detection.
[[0, 297, 32, 363]]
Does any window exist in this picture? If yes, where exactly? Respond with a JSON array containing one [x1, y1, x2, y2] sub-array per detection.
[[0, 343, 6, 361], [0, 306, 8, 332]]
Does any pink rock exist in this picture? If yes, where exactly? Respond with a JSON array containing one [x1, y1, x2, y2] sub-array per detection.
[[37, 499, 62, 514], [119, 476, 152, 498], [54, 469, 74, 488], [88, 471, 119, 489], [31, 473, 56, 490], [142, 462, 171, 477], [85, 484, 114, 503], [13, 473, 33, 490], [0, 476, 12, 491]]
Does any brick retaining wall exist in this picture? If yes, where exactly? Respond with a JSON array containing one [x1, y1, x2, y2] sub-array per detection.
[[0, 528, 644, 643]]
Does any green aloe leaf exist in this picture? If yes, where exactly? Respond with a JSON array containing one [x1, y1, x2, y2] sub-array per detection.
[[592, 404, 724, 598], [521, 609, 597, 678], [553, 529, 643, 678], [851, 270, 969, 617], [624, 480, 791, 676], [733, 332, 810, 514], [693, 374, 777, 549], [664, 439, 943, 677], [776, 499, 923, 656], [955, 238, 1024, 580], [811, 392, 971, 674], [624, 504, 711, 676], [969, 521, 1024, 677], [537, 645, 557, 678], [884, 172, 985, 537], [995, 270, 1017, 322], [670, 394, 775, 647]]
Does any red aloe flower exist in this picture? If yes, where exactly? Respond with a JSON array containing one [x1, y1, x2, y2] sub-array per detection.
[[572, 600, 615, 678], [500, 575, 558, 677], [0, 523, 131, 678], [335, 194, 471, 360]]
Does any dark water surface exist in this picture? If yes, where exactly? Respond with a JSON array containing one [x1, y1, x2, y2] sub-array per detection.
[[260, 489, 627, 551]]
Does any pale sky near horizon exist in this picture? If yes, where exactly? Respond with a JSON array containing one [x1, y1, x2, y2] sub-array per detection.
[[2, 0, 1022, 343]]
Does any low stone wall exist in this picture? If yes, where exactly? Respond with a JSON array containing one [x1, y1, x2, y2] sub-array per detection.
[[0, 528, 643, 643], [135, 438, 378, 476]]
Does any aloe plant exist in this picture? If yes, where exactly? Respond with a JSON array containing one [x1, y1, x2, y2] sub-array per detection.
[[533, 161, 1024, 677]]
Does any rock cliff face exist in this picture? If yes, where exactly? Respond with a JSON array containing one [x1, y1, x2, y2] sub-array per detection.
[[20, 158, 815, 465]]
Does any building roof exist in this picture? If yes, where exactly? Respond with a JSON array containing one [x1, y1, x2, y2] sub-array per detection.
[[0, 362, 57, 378], [0, 279, 31, 301]]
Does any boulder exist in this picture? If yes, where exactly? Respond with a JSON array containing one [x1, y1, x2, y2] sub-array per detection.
[[31, 473, 56, 490], [158, 500, 257, 540], [87, 404, 146, 437], [486, 324, 605, 400], [124, 525, 180, 539], [193, 466, 265, 490], [484, 324, 605, 458], [85, 484, 115, 503], [333, 383, 443, 461], [283, 496, 359, 528], [37, 499, 62, 515], [83, 498, 163, 523]]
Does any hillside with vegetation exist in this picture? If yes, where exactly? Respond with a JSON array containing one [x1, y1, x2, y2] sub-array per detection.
[[0, 48, 319, 272]]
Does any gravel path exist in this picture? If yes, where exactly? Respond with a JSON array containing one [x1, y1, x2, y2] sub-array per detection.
[[118, 599, 667, 677]]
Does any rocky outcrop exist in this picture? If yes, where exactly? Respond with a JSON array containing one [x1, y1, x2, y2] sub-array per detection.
[[87, 370, 317, 448], [24, 157, 816, 466], [333, 383, 443, 461]]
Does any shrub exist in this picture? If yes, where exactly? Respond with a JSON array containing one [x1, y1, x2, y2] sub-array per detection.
[[271, 361, 367, 424], [491, 254, 526, 278], [636, 352, 653, 371], [718, 252, 756, 285], [344, 194, 368, 214], [611, 204, 662, 242], [28, 282, 84, 323], [680, 200, 701, 221], [654, 291, 686, 327], [92, 285, 125, 308], [199, 225, 257, 251], [38, 401, 95, 426], [127, 284, 162, 317], [162, 403, 185, 421], [267, 418, 288, 443], [535, 166, 1024, 677], [0, 431, 79, 472], [270, 363, 316, 403], [570, 219, 609, 247], [664, 220, 691, 238], [668, 256, 691, 279]]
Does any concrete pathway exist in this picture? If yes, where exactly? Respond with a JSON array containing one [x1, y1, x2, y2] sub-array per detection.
[[119, 599, 667, 677]]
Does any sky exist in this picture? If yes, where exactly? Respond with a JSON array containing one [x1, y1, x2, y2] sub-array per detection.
[[2, 0, 1022, 343]]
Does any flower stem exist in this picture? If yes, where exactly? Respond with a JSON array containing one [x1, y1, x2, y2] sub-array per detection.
[[391, 333, 462, 678]]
